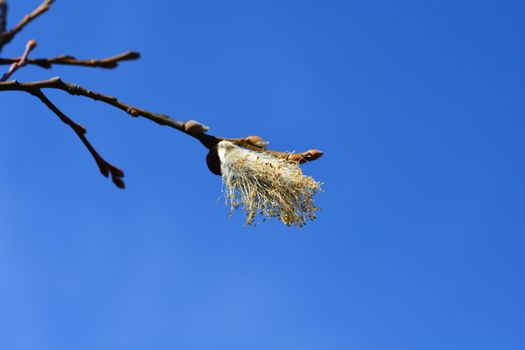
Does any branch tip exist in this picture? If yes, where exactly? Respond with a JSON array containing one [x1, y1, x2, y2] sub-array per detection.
[[27, 38, 37, 49], [1, 38, 38, 81], [304, 149, 324, 161]]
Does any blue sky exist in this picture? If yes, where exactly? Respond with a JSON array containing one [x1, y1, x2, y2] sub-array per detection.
[[0, 0, 524, 349]]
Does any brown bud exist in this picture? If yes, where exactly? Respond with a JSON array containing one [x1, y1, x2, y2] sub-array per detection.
[[286, 153, 304, 163], [184, 120, 209, 134], [304, 149, 324, 161], [244, 135, 269, 148], [126, 107, 139, 117], [27, 39, 38, 50]]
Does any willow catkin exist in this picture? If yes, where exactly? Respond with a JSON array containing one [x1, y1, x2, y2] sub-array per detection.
[[217, 141, 322, 227]]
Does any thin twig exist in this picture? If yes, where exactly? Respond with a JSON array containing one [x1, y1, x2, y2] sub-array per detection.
[[0, 0, 7, 34], [0, 51, 141, 69], [0, 77, 204, 133], [1, 39, 36, 81], [0, 0, 54, 52], [31, 89, 126, 188]]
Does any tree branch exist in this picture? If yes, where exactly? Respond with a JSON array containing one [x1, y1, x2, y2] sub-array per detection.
[[31, 89, 126, 188], [0, 51, 141, 69], [0, 0, 324, 227], [0, 77, 323, 169], [0, 0, 53, 52], [1, 39, 36, 81], [0, 0, 322, 191]]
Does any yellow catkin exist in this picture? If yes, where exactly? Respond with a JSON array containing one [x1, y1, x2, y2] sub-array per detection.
[[217, 141, 322, 227]]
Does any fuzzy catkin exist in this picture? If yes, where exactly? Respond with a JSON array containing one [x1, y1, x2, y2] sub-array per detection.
[[217, 141, 322, 227]]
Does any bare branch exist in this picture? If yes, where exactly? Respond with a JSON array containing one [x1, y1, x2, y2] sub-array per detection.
[[0, 76, 201, 136], [0, 0, 325, 227], [31, 89, 126, 188], [1, 39, 36, 81], [0, 0, 54, 52], [0, 51, 141, 69], [0, 77, 324, 168]]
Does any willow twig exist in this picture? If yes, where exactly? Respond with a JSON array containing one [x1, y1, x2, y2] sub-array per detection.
[[0, 1, 324, 225], [1, 39, 36, 81], [31, 89, 125, 188], [0, 0, 53, 52], [0, 51, 141, 69], [0, 1, 322, 189], [0, 77, 323, 169]]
